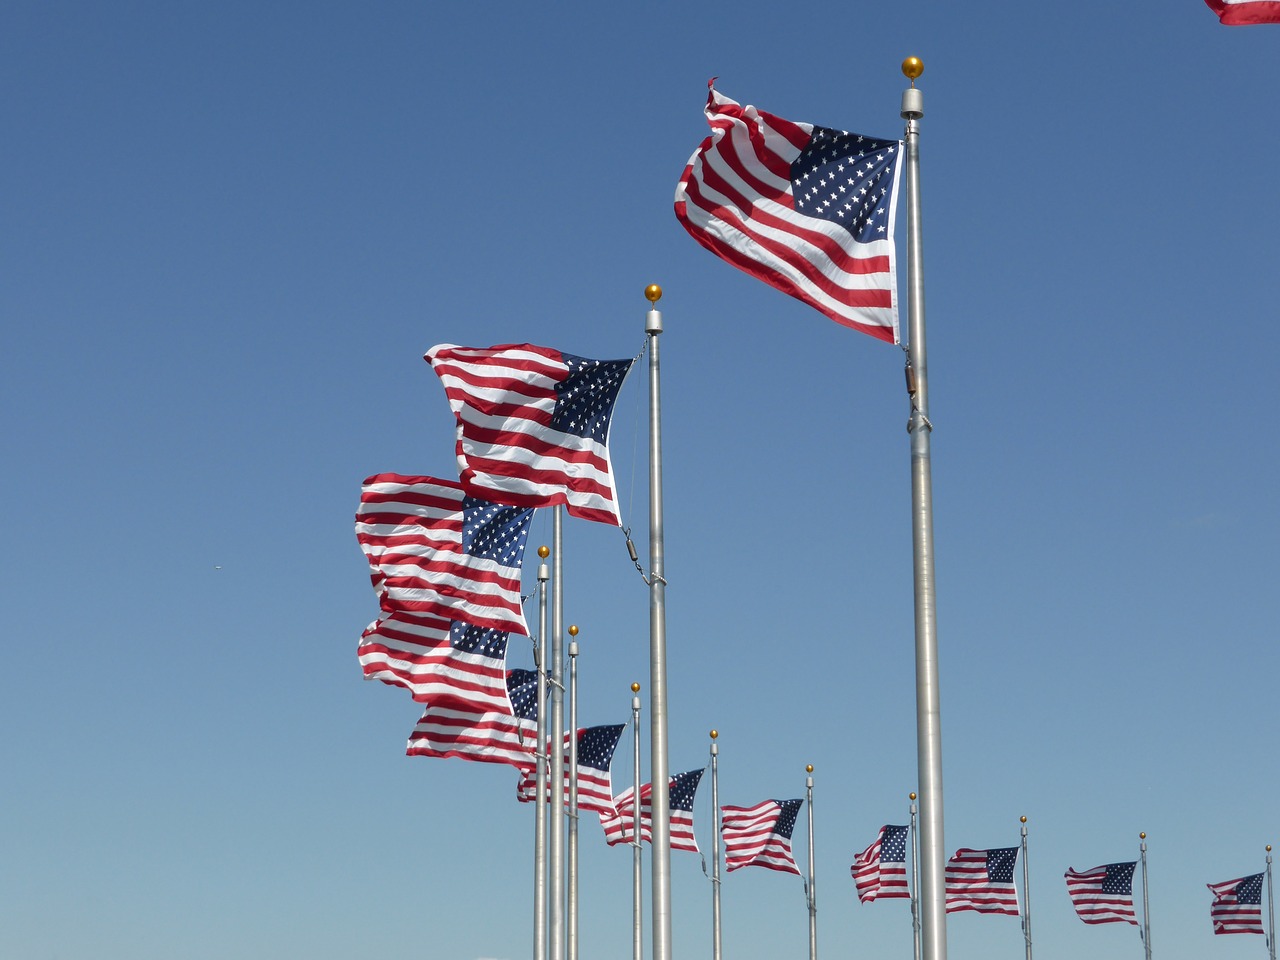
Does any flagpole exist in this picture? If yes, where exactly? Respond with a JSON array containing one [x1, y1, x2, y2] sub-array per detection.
[[567, 624, 580, 960], [1139, 833, 1152, 960], [1019, 817, 1032, 960], [534, 545, 551, 960], [900, 57, 948, 960], [806, 765, 818, 960], [632, 683, 644, 960], [550, 507, 566, 960], [644, 283, 673, 960], [711, 730, 722, 960], [1267, 846, 1275, 960], [909, 793, 921, 960]]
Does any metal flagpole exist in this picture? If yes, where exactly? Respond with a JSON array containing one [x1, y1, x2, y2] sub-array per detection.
[[631, 683, 643, 960], [533, 545, 551, 960], [806, 765, 818, 960], [1267, 846, 1275, 960], [550, 507, 565, 960], [909, 793, 921, 960], [644, 283, 672, 960], [711, 731, 722, 960], [1019, 817, 1032, 960], [900, 58, 947, 960], [1139, 833, 1152, 960], [567, 624, 580, 960]]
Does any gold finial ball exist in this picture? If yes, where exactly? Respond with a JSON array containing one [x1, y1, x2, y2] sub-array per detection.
[[902, 57, 924, 81], [631, 682, 640, 693], [709, 729, 718, 739], [909, 792, 917, 800], [1268, 845, 1273, 853], [806, 764, 814, 773], [537, 545, 549, 558], [1140, 832, 1147, 840], [568, 624, 578, 637], [1020, 816, 1027, 824], [645, 284, 663, 303]]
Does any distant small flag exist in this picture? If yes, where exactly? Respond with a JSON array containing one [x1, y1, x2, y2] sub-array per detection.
[[675, 82, 904, 342], [1064, 862, 1138, 925], [405, 666, 539, 769], [603, 769, 705, 853], [518, 724, 625, 819], [852, 824, 910, 902], [356, 474, 533, 635], [1204, 0, 1280, 24], [1207, 873, 1265, 935], [945, 847, 1020, 915], [426, 344, 635, 525], [721, 798, 804, 875]]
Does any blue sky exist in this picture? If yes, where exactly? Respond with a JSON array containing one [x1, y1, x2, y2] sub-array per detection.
[[2, 3, 1277, 959]]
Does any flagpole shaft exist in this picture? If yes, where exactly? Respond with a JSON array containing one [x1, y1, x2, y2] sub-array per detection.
[[1020, 821, 1032, 960], [632, 689, 643, 960], [806, 772, 818, 960], [646, 295, 673, 960], [711, 736, 722, 960], [910, 797, 921, 960], [1267, 852, 1275, 960], [1140, 839, 1152, 960], [567, 635, 580, 960], [534, 558, 550, 960], [901, 74, 948, 960], [550, 508, 565, 960]]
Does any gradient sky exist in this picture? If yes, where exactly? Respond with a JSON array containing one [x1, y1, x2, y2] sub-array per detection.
[[3, 3, 1278, 959]]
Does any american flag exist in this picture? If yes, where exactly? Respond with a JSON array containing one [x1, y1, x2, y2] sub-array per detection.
[[945, 847, 1020, 915], [675, 82, 903, 343], [356, 473, 533, 635], [517, 724, 625, 819], [405, 666, 539, 769], [425, 344, 635, 526], [1204, 0, 1280, 24], [852, 824, 910, 903], [1064, 862, 1138, 925], [721, 798, 804, 875], [357, 612, 512, 704], [1207, 873, 1265, 935], [602, 769, 705, 853]]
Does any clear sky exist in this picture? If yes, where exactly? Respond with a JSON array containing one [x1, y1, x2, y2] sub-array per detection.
[[2, 3, 1277, 959]]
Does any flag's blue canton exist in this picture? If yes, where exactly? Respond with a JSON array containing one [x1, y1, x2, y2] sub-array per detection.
[[773, 798, 804, 840], [1235, 874, 1264, 905], [576, 723, 624, 772], [450, 620, 508, 659], [1102, 862, 1136, 895], [506, 668, 540, 721], [986, 847, 1019, 883], [790, 128, 898, 243], [671, 769, 704, 812], [461, 498, 533, 565], [882, 825, 908, 863], [550, 355, 632, 444]]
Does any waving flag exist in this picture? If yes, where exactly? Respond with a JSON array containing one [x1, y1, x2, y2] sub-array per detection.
[[358, 612, 511, 704], [721, 798, 804, 874], [518, 724, 625, 819], [1204, 0, 1280, 24], [426, 344, 634, 525], [945, 847, 1020, 915], [1064, 862, 1138, 925], [675, 82, 903, 342], [852, 824, 910, 902], [405, 666, 539, 769], [1208, 873, 1265, 934], [356, 473, 533, 634], [603, 769, 705, 852]]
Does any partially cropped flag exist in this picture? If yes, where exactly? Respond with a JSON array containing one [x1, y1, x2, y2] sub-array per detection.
[[945, 847, 1020, 915], [675, 81, 903, 342], [356, 474, 533, 634], [1064, 862, 1138, 925], [603, 769, 705, 853], [518, 723, 625, 819], [1204, 0, 1280, 24], [1208, 873, 1265, 935], [405, 666, 539, 769], [721, 798, 804, 874], [425, 344, 635, 525], [852, 824, 910, 903]]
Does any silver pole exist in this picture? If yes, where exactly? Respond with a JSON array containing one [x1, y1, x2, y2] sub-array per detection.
[[644, 284, 672, 960], [910, 794, 921, 960], [550, 508, 565, 960], [1020, 818, 1032, 960], [711, 731, 722, 960], [567, 626, 580, 960], [1267, 847, 1275, 960], [534, 548, 550, 960], [806, 767, 818, 960], [900, 60, 947, 960], [1139, 834, 1152, 960], [632, 684, 644, 960]]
